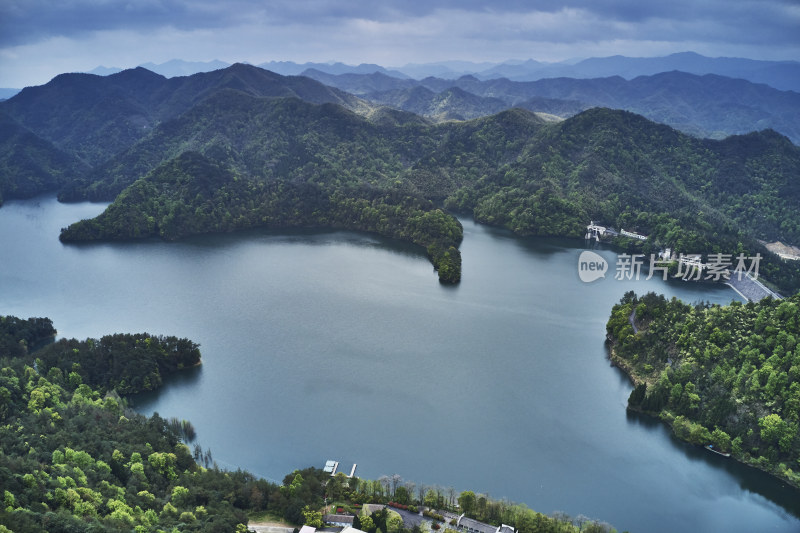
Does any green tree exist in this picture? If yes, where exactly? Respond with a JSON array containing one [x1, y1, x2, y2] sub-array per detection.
[[457, 491, 476, 516], [394, 485, 410, 505], [424, 489, 438, 508], [302, 505, 323, 528], [360, 515, 375, 532], [171, 485, 191, 508], [387, 511, 404, 533], [711, 428, 732, 452], [759, 414, 796, 452]]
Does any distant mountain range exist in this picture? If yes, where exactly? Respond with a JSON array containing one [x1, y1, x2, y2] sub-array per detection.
[[468, 52, 800, 91], [70, 52, 798, 92], [302, 69, 800, 144], [268, 53, 800, 93], [40, 54, 794, 145]]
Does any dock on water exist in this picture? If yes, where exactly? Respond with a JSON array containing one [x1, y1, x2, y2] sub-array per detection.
[[323, 460, 339, 475], [323, 460, 357, 478]]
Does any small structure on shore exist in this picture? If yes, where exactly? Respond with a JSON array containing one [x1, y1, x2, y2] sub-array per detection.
[[323, 459, 358, 478], [586, 221, 647, 242], [586, 221, 619, 241], [620, 228, 648, 241], [705, 444, 731, 457], [323, 460, 339, 475], [325, 515, 355, 527], [456, 515, 516, 533], [340, 527, 367, 533]]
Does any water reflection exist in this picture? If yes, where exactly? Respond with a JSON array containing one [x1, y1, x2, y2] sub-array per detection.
[[625, 406, 800, 520], [129, 362, 203, 407]]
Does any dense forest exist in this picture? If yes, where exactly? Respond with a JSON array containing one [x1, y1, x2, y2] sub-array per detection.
[[0, 314, 331, 532], [2, 64, 800, 289], [606, 292, 800, 488], [57, 151, 463, 283], [0, 112, 89, 207], [0, 314, 617, 532]]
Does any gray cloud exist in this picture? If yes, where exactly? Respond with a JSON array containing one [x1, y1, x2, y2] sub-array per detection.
[[3, 0, 799, 47], [1, 0, 798, 87], [0, 0, 252, 46]]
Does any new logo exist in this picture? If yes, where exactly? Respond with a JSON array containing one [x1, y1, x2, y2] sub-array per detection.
[[578, 251, 608, 283]]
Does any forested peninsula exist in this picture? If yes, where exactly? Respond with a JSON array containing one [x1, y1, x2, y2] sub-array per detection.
[[606, 292, 800, 488], [1, 315, 619, 532], [2, 64, 800, 289]]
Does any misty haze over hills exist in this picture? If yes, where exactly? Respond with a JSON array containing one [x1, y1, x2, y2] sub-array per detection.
[[301, 69, 800, 144], [2, 52, 799, 146], [72, 52, 799, 92], [0, 52, 792, 96], [53, 54, 798, 146]]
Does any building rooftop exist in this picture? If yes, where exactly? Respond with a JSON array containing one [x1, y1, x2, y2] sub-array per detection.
[[340, 527, 367, 533], [324, 515, 354, 525], [457, 516, 497, 533]]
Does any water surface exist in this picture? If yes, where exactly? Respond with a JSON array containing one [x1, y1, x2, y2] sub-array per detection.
[[1, 196, 798, 533]]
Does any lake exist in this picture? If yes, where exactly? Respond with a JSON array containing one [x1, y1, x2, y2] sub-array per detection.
[[1, 196, 798, 533]]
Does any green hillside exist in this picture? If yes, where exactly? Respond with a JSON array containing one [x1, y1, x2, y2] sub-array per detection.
[[311, 70, 800, 144], [0, 64, 370, 167], [607, 292, 800, 488], [0, 314, 339, 532], [2, 64, 799, 289], [59, 151, 463, 283], [60, 92, 800, 289], [0, 112, 89, 205]]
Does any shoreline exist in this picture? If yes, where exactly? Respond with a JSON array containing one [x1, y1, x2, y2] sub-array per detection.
[[606, 341, 800, 491]]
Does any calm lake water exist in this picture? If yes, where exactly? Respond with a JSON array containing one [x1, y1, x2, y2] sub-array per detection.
[[2, 196, 799, 533]]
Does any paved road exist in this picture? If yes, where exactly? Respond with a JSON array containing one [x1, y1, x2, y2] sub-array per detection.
[[391, 508, 427, 528]]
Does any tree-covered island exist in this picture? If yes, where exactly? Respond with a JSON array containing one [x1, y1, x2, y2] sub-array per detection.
[[606, 291, 800, 488]]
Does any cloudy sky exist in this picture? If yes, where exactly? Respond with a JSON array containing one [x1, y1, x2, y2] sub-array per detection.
[[1, 0, 799, 88]]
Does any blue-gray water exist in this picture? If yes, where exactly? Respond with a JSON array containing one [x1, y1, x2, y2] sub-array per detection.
[[1, 196, 798, 533]]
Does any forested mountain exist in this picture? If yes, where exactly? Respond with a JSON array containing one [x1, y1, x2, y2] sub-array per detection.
[[363, 86, 519, 122], [607, 292, 800, 488], [61, 99, 800, 290], [0, 64, 369, 166], [303, 70, 800, 144], [59, 150, 464, 283], [57, 90, 419, 202], [0, 112, 89, 205], [300, 69, 420, 95], [2, 63, 800, 288]]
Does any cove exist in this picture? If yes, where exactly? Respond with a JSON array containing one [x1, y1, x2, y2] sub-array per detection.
[[1, 196, 799, 533]]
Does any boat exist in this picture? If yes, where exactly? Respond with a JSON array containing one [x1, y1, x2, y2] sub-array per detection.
[[705, 444, 731, 457]]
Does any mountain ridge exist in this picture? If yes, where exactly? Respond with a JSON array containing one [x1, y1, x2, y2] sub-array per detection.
[[2, 63, 800, 289], [1, 64, 372, 167], [78, 52, 800, 92], [304, 69, 800, 144]]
